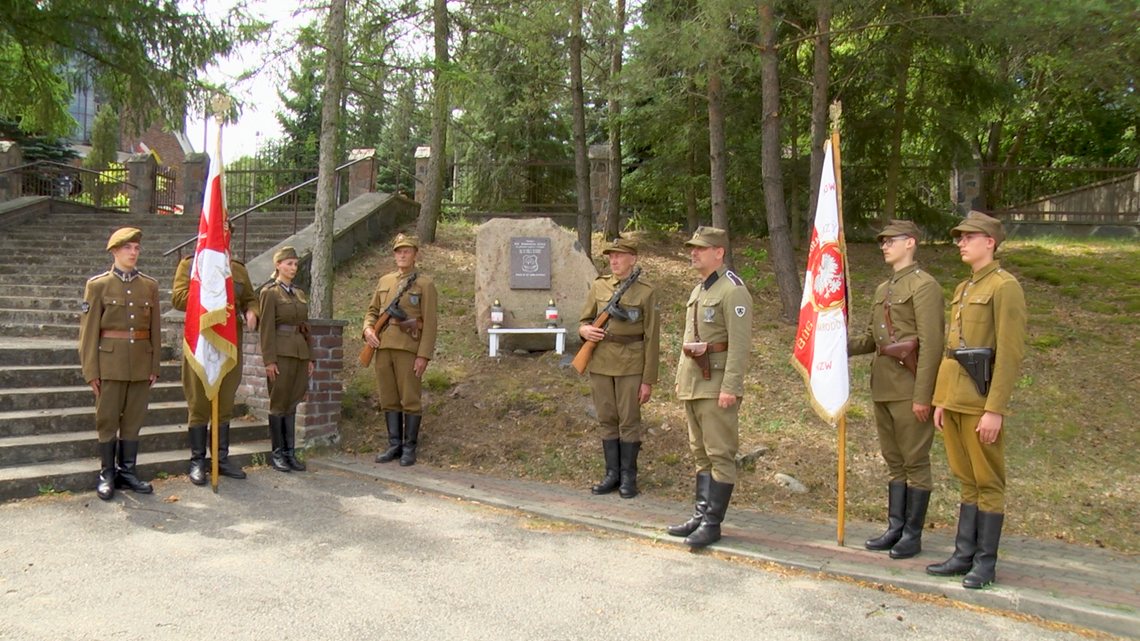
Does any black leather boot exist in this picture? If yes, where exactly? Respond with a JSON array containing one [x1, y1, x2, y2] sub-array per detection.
[[400, 414, 421, 466], [618, 441, 641, 499], [283, 414, 306, 471], [962, 510, 1004, 589], [591, 439, 621, 495], [216, 423, 247, 479], [268, 414, 291, 473], [685, 478, 733, 548], [890, 486, 931, 559], [375, 412, 403, 463], [668, 472, 712, 537], [926, 503, 979, 576], [865, 482, 906, 551], [115, 440, 153, 493], [188, 424, 209, 486], [96, 439, 117, 500]]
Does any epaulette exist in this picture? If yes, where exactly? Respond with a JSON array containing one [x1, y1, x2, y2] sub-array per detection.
[[88, 270, 112, 282], [137, 272, 157, 283], [265, 281, 279, 289], [232, 258, 245, 266], [725, 270, 745, 286]]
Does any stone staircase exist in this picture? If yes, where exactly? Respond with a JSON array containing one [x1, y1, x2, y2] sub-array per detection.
[[0, 204, 314, 499]]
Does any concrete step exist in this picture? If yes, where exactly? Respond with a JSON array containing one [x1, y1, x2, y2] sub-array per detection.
[[0, 285, 86, 299], [0, 338, 79, 365], [0, 441, 272, 501], [0, 308, 84, 326], [0, 400, 189, 438], [0, 361, 182, 388], [0, 419, 266, 467], [0, 381, 185, 412], [0, 322, 80, 340], [0, 296, 84, 312]]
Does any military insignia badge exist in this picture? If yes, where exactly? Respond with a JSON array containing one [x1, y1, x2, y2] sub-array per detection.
[[735, 305, 746, 317], [81, 302, 90, 314], [704, 307, 715, 322], [628, 307, 640, 322], [409, 293, 420, 306]]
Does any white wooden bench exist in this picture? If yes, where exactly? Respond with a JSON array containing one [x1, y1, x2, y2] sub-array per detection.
[[487, 327, 567, 357]]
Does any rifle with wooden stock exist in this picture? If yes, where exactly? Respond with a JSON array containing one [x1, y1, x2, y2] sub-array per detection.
[[358, 272, 419, 367], [571, 267, 643, 374]]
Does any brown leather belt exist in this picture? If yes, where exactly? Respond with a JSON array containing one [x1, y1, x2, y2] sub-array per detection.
[[100, 330, 150, 340], [277, 324, 299, 333], [708, 342, 728, 353], [605, 333, 644, 345]]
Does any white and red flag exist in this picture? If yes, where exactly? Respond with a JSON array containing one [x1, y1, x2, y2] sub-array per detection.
[[792, 138, 850, 425], [183, 129, 238, 400]]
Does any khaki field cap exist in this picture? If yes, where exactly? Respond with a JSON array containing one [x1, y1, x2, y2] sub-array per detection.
[[273, 246, 299, 263], [602, 236, 639, 255], [876, 219, 922, 242], [685, 226, 729, 248], [951, 210, 1006, 247], [391, 233, 419, 251], [106, 227, 142, 251]]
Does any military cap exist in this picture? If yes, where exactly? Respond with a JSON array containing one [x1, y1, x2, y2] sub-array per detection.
[[392, 233, 419, 251], [684, 226, 729, 248], [273, 246, 299, 263], [602, 236, 639, 255], [951, 210, 1006, 246], [106, 227, 142, 251], [876, 219, 922, 242]]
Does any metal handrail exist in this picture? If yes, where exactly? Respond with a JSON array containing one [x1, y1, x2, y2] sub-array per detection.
[[162, 156, 374, 261]]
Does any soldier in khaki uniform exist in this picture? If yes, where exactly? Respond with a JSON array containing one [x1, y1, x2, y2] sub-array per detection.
[[578, 236, 661, 499], [171, 223, 260, 485], [848, 220, 945, 559], [927, 211, 1026, 589], [78, 227, 161, 500], [667, 227, 752, 548], [363, 234, 438, 467], [259, 246, 312, 473]]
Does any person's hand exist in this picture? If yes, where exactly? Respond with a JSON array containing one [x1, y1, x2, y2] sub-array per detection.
[[717, 392, 739, 409], [265, 363, 279, 382], [413, 357, 429, 378], [364, 326, 381, 348], [308, 360, 315, 376], [638, 383, 652, 405], [149, 373, 158, 388], [976, 411, 1003, 445], [912, 403, 931, 423], [245, 310, 257, 330], [933, 406, 944, 431], [89, 378, 101, 398], [579, 325, 605, 343]]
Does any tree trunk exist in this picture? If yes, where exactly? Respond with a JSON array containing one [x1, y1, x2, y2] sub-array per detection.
[[570, 0, 592, 256], [686, 87, 700, 235], [708, 61, 729, 267], [807, 0, 831, 243], [416, 0, 449, 243], [310, 0, 347, 319], [882, 46, 912, 224], [759, 1, 802, 323], [603, 0, 626, 240]]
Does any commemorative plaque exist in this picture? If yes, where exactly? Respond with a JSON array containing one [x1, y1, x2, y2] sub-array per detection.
[[509, 236, 551, 289]]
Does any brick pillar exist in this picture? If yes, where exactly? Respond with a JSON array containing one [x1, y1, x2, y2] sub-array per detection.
[[126, 152, 158, 215], [589, 144, 610, 228], [414, 146, 431, 202], [238, 318, 346, 447], [347, 148, 378, 201], [952, 161, 983, 216], [0, 141, 22, 203], [181, 152, 209, 218]]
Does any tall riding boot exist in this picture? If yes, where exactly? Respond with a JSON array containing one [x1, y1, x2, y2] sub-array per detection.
[[618, 441, 641, 499], [115, 440, 153, 493], [96, 439, 117, 500], [400, 414, 421, 466], [591, 439, 621, 495], [216, 423, 247, 479], [268, 414, 291, 473], [375, 412, 404, 463], [283, 414, 306, 471], [865, 482, 907, 550], [962, 511, 1004, 589], [188, 424, 209, 486], [668, 472, 712, 537], [890, 487, 931, 559], [926, 503, 979, 576], [685, 478, 734, 548]]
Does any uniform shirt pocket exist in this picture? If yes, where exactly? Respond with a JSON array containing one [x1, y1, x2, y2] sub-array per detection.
[[699, 295, 723, 323]]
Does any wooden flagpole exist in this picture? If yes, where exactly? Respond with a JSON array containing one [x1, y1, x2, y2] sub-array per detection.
[[211, 397, 220, 494], [830, 102, 847, 546]]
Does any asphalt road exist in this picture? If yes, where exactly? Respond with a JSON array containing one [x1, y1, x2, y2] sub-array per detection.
[[0, 468, 1086, 640]]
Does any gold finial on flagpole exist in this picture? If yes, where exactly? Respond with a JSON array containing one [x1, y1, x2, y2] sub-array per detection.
[[210, 95, 233, 125], [828, 100, 842, 131]]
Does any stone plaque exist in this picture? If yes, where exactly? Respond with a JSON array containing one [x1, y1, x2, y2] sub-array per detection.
[[509, 236, 552, 289]]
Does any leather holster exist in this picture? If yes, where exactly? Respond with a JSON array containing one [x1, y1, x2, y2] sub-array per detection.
[[397, 318, 424, 341], [683, 341, 711, 380], [879, 339, 919, 377]]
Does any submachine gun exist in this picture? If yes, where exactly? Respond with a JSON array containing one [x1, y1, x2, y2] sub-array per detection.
[[358, 273, 419, 367], [571, 267, 643, 374]]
